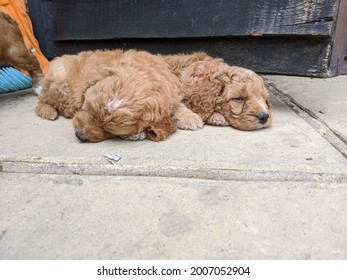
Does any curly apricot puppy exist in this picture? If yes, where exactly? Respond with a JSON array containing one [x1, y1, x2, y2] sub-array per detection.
[[164, 52, 272, 131], [36, 49, 195, 142]]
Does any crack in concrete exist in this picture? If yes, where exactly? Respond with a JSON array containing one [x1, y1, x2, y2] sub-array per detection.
[[1, 159, 346, 183], [268, 82, 347, 158]]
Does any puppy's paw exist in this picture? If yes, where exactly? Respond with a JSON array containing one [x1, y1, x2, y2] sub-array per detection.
[[35, 102, 59, 120], [176, 112, 204, 131], [207, 112, 229, 126]]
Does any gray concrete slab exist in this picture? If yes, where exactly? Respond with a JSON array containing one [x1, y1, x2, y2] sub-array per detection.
[[0, 173, 346, 260], [265, 75, 347, 143], [0, 92, 346, 182], [1, 77, 347, 260]]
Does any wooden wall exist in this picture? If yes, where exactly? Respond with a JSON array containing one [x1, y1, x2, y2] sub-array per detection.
[[28, 0, 347, 77]]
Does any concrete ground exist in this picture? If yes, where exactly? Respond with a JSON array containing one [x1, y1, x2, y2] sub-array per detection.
[[0, 75, 346, 260]]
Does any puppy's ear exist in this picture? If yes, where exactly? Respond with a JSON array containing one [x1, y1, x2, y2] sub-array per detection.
[[183, 62, 224, 121], [146, 117, 177, 141], [229, 98, 245, 115]]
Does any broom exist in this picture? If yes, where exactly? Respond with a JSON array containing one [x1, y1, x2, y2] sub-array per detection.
[[0, 65, 32, 94]]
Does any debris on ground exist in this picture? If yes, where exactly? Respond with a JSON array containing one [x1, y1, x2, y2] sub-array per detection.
[[104, 153, 122, 164]]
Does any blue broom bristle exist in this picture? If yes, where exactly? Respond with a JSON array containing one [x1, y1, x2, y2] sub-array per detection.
[[0, 66, 33, 94]]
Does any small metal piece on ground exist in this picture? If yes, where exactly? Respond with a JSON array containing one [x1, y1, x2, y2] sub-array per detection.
[[104, 153, 122, 164]]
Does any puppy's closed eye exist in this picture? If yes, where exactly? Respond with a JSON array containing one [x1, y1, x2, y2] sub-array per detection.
[[230, 98, 245, 115], [233, 97, 245, 103]]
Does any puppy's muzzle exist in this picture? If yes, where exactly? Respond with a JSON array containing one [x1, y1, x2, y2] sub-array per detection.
[[75, 131, 89, 142], [257, 112, 269, 124]]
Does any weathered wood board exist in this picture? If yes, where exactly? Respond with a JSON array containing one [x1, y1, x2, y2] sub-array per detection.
[[53, 37, 331, 77], [28, 0, 346, 77], [329, 0, 347, 76], [53, 0, 336, 39]]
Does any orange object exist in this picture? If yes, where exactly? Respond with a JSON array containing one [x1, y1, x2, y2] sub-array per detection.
[[0, 0, 49, 74]]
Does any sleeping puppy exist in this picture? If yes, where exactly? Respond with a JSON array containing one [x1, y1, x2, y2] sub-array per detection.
[[36, 49, 195, 142], [36, 49, 271, 143], [164, 52, 272, 131]]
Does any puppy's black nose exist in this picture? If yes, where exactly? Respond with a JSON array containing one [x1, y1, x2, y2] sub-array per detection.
[[257, 112, 269, 124], [75, 131, 89, 142]]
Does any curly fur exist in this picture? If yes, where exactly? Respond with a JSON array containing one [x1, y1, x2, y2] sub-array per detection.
[[36, 49, 205, 142], [36, 49, 271, 143], [164, 52, 272, 131], [0, 12, 43, 93]]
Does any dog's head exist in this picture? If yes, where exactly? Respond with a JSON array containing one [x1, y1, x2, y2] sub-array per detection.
[[72, 107, 113, 143], [215, 65, 272, 130], [72, 73, 178, 143], [72, 76, 144, 143], [182, 62, 272, 130]]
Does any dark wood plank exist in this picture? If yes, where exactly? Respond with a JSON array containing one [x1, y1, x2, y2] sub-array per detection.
[[53, 0, 337, 40], [53, 37, 331, 77], [27, 0, 55, 59], [329, 0, 347, 76], [342, 59, 347, 75]]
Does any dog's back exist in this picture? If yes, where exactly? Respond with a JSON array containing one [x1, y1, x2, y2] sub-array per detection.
[[38, 50, 125, 118]]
